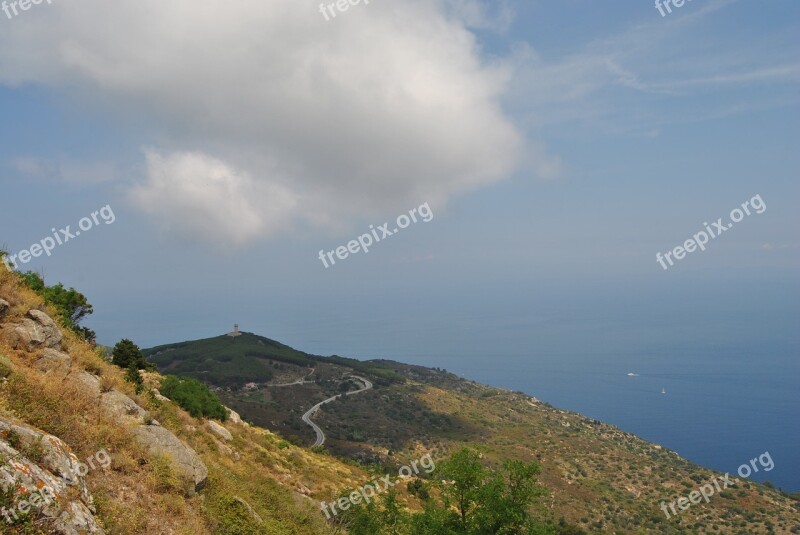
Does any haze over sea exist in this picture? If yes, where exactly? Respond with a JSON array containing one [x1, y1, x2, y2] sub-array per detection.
[[267, 277, 800, 493]]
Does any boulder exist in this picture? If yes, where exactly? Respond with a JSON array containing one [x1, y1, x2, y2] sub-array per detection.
[[74, 371, 102, 398], [0, 418, 104, 534], [151, 388, 171, 403], [0, 298, 9, 318], [132, 425, 208, 492], [5, 309, 62, 350], [233, 496, 263, 523], [207, 420, 233, 442], [219, 443, 241, 461], [35, 348, 73, 374], [0, 418, 93, 507], [53, 501, 106, 535], [226, 407, 243, 425], [100, 390, 148, 423]]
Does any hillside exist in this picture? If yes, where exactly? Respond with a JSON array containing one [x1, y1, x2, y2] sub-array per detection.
[[146, 333, 800, 534], [0, 269, 379, 534], [145, 333, 403, 388]]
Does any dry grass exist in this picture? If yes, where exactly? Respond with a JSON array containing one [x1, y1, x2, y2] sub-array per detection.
[[0, 268, 373, 534]]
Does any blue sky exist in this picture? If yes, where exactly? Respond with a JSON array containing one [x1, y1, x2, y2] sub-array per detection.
[[0, 0, 798, 352]]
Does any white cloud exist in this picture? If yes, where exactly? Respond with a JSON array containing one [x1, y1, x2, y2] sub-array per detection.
[[130, 150, 294, 247], [0, 0, 531, 244]]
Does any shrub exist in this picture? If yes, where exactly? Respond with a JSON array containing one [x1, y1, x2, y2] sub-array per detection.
[[112, 339, 153, 371], [18, 271, 96, 343], [125, 363, 144, 394], [159, 375, 228, 421]]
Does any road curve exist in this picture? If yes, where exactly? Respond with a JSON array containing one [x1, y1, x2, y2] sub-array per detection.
[[301, 375, 373, 447]]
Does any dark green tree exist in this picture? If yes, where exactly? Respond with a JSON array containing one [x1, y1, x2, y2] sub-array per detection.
[[112, 339, 152, 370], [125, 362, 144, 394]]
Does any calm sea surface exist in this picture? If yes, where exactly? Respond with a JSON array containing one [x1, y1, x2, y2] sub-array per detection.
[[283, 283, 800, 492]]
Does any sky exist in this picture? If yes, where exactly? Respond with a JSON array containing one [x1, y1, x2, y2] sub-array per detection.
[[0, 0, 798, 354]]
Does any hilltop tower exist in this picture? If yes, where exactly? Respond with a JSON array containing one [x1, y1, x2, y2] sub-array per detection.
[[227, 324, 242, 340]]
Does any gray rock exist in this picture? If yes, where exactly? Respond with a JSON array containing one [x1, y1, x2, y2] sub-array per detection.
[[0, 298, 9, 318], [207, 420, 233, 442], [226, 407, 243, 425], [151, 388, 171, 403], [5, 309, 63, 350], [35, 348, 73, 374], [132, 425, 208, 492], [53, 501, 106, 535], [233, 496, 263, 523], [0, 418, 104, 534], [0, 418, 93, 507], [100, 390, 148, 423], [75, 371, 102, 398]]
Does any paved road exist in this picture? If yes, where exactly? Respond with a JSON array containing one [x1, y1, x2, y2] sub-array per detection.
[[301, 376, 373, 447]]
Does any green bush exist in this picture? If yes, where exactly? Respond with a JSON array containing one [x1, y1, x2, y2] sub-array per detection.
[[18, 271, 96, 343], [160, 375, 228, 421], [112, 339, 153, 371]]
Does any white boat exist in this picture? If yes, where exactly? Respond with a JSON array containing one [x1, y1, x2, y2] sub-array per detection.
[[661, 388, 666, 394], [627, 372, 638, 376]]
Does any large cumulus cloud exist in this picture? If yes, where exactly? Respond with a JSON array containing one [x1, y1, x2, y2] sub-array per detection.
[[0, 0, 536, 245]]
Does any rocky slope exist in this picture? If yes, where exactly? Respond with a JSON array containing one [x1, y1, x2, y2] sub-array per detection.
[[0, 269, 373, 534]]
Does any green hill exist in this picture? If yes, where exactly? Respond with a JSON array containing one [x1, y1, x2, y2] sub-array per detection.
[[144, 332, 402, 388]]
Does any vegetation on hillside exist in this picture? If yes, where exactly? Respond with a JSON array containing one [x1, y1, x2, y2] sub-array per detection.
[[0, 267, 355, 534], [160, 375, 229, 421], [338, 447, 583, 534], [111, 338, 154, 371], [18, 270, 97, 343], [111, 339, 155, 394], [143, 334, 404, 389]]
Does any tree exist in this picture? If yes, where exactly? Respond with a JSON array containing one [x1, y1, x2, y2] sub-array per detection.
[[380, 492, 409, 535], [339, 447, 573, 535], [18, 271, 96, 343], [112, 339, 152, 370], [125, 362, 144, 394], [438, 448, 486, 531]]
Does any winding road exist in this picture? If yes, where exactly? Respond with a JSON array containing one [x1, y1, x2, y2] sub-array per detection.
[[301, 376, 373, 447]]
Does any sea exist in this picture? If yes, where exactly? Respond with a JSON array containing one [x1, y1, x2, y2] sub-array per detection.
[[280, 277, 800, 493]]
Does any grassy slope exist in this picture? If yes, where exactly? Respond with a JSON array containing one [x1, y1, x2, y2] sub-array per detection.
[[0, 270, 376, 535]]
